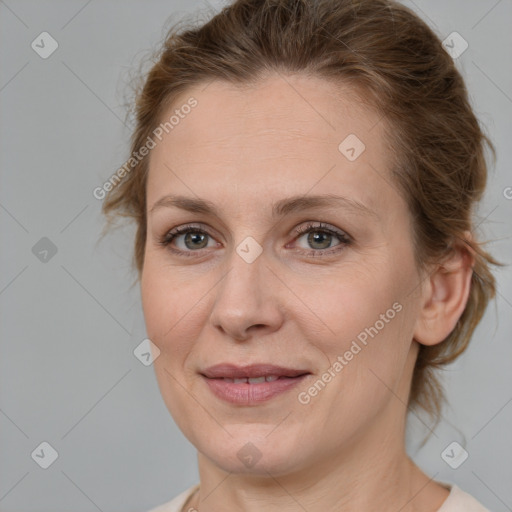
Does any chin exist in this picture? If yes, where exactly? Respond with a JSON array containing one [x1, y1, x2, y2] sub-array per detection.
[[195, 427, 310, 476]]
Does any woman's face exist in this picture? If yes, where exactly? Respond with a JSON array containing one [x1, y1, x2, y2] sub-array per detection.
[[141, 74, 425, 476]]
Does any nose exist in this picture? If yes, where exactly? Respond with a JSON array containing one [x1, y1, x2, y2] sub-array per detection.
[[209, 247, 284, 342]]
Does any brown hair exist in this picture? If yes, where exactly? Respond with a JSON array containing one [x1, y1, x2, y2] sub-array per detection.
[[102, 0, 501, 424]]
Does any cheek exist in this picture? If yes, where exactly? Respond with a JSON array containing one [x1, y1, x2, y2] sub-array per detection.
[[140, 257, 212, 365], [299, 307, 414, 438], [140, 262, 202, 429], [295, 260, 408, 348], [296, 260, 416, 408], [141, 260, 184, 350]]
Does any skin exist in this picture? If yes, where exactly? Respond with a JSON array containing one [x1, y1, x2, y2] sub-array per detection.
[[140, 73, 474, 512]]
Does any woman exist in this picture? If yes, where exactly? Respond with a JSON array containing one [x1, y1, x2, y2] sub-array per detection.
[[102, 0, 499, 510]]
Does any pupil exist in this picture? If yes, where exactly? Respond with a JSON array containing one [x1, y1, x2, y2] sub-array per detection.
[[186, 232, 207, 249], [308, 231, 331, 249]]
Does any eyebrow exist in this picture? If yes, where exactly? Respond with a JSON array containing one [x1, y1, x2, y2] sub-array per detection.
[[150, 193, 378, 220]]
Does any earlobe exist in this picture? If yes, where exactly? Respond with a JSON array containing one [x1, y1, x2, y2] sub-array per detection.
[[413, 233, 475, 347]]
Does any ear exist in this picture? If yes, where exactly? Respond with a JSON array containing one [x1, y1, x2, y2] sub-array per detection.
[[413, 232, 475, 346]]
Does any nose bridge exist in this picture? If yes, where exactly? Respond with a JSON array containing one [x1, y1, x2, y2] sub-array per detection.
[[210, 239, 282, 339], [227, 250, 263, 302]]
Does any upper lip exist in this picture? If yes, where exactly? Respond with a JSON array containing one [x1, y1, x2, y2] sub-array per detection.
[[201, 363, 310, 379]]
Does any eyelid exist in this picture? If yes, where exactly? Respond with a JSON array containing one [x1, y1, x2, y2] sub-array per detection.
[[292, 221, 352, 241]]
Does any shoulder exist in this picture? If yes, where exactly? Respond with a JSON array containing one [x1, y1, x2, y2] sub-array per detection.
[[437, 483, 491, 512], [145, 484, 200, 512]]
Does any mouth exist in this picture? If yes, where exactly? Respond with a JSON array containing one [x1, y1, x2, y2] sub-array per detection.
[[200, 363, 310, 379], [200, 363, 311, 405]]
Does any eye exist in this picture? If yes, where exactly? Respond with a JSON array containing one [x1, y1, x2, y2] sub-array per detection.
[[158, 221, 352, 258], [158, 224, 218, 257], [290, 222, 351, 256]]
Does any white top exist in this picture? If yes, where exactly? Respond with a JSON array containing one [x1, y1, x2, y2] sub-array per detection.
[[146, 481, 491, 512]]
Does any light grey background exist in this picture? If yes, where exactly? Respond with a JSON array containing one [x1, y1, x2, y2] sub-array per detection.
[[0, 0, 511, 511]]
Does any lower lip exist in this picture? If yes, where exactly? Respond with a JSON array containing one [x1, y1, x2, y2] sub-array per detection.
[[202, 375, 309, 405]]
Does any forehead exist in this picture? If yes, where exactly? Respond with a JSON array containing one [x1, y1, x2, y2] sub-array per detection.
[[146, 73, 398, 218]]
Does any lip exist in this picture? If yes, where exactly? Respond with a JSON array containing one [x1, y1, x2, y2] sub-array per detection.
[[201, 363, 309, 379], [200, 364, 311, 405]]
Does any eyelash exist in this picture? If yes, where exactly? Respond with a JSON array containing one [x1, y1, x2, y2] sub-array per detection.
[[158, 222, 352, 258]]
